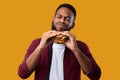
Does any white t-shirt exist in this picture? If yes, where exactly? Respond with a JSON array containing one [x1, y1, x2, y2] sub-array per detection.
[[49, 43, 65, 80]]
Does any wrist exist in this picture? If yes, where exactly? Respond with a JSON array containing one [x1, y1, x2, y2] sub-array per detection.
[[38, 46, 44, 51], [72, 47, 80, 53], [35, 45, 45, 53], [38, 43, 46, 50]]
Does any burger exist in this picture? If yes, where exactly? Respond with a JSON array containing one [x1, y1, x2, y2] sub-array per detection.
[[52, 34, 69, 44]]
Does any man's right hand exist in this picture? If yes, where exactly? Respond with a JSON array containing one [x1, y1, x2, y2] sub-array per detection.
[[38, 30, 57, 49], [25, 30, 58, 71]]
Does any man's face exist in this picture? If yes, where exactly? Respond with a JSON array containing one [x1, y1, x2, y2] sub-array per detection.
[[52, 7, 75, 31]]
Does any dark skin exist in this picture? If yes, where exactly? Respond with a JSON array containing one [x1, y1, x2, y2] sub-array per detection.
[[26, 7, 92, 74]]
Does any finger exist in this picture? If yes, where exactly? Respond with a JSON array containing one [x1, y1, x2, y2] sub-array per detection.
[[43, 31, 56, 37], [45, 30, 56, 34], [62, 31, 71, 37]]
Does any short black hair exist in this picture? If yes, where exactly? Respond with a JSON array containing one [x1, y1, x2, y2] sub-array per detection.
[[55, 3, 76, 20]]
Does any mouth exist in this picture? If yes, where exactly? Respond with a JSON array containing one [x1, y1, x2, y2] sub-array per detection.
[[52, 22, 69, 31], [56, 23, 67, 28]]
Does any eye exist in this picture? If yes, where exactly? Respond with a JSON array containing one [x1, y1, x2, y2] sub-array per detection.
[[65, 17, 71, 22], [56, 14, 62, 19]]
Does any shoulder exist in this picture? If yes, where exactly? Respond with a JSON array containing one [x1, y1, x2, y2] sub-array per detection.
[[76, 40, 90, 51], [76, 40, 88, 47], [27, 38, 41, 51], [76, 40, 92, 56], [32, 38, 41, 43]]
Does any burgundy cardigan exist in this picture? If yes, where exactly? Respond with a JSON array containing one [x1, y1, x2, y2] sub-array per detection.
[[18, 38, 101, 80]]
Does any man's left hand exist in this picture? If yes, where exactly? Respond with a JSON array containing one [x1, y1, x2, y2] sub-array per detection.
[[62, 31, 79, 52]]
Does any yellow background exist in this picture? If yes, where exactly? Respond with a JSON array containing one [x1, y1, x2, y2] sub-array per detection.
[[0, 0, 120, 80]]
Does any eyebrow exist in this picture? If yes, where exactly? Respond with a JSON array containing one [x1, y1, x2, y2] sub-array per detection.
[[56, 13, 71, 18]]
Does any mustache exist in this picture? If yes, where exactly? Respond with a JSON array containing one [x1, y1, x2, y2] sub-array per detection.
[[51, 21, 71, 31], [57, 22, 66, 27]]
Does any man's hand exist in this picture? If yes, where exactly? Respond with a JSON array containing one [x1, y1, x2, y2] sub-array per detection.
[[25, 30, 57, 71], [62, 31, 79, 52], [38, 30, 57, 49]]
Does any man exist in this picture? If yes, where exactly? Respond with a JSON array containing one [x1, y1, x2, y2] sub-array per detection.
[[18, 3, 101, 80]]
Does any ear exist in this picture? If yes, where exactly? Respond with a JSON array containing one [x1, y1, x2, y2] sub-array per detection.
[[70, 22, 75, 30], [52, 17, 54, 21], [52, 15, 56, 21]]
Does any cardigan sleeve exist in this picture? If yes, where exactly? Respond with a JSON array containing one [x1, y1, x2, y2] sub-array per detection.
[[18, 38, 41, 79], [77, 41, 101, 80]]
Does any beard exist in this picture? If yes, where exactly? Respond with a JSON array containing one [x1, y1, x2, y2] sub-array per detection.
[[51, 21, 72, 31], [51, 22, 56, 30]]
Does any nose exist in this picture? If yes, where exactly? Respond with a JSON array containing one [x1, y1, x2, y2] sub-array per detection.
[[60, 17, 65, 23]]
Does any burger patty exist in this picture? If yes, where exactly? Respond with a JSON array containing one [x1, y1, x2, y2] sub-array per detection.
[[52, 34, 69, 44]]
